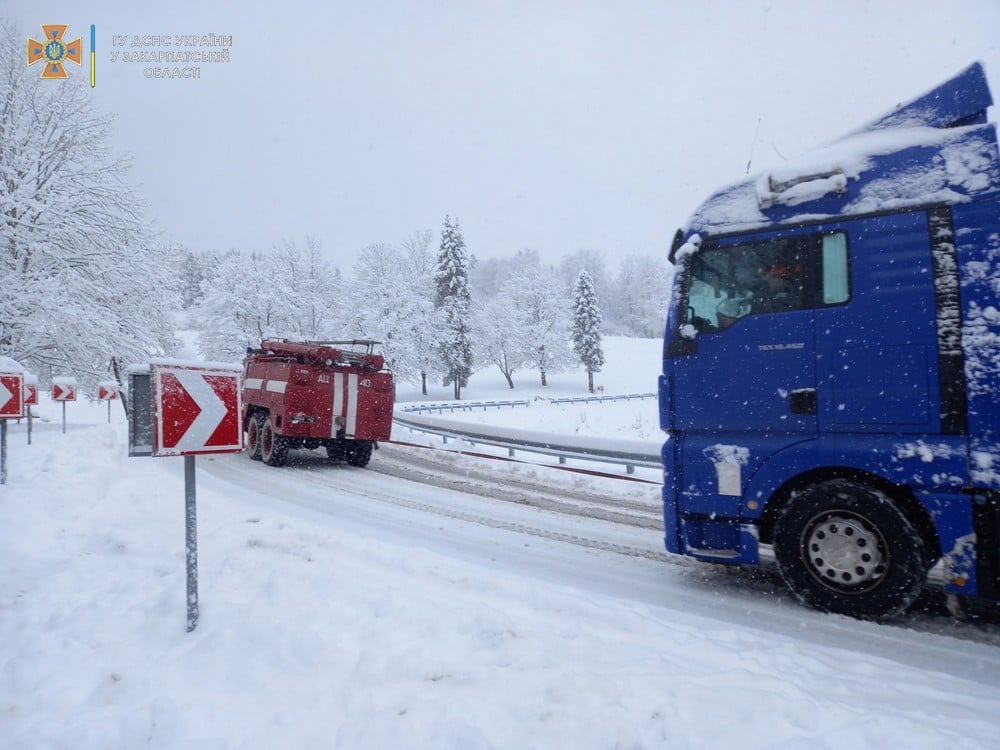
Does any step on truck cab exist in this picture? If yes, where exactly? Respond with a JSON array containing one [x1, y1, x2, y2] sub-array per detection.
[[659, 62, 1000, 618], [242, 339, 394, 467]]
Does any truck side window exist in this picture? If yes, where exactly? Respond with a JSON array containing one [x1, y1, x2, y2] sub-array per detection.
[[822, 233, 849, 304], [686, 231, 848, 332]]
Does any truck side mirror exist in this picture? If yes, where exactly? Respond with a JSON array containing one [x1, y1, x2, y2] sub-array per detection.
[[666, 329, 698, 357]]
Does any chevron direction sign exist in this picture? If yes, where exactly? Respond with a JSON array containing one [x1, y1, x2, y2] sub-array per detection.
[[23, 374, 38, 406], [0, 373, 25, 419], [52, 378, 77, 401], [97, 381, 119, 400], [151, 363, 243, 457]]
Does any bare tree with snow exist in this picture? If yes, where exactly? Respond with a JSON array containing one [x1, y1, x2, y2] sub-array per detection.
[[508, 264, 574, 387], [473, 293, 530, 388], [0, 22, 179, 389]]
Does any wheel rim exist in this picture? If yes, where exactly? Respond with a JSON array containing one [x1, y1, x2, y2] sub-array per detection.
[[800, 511, 888, 594], [262, 423, 272, 458], [248, 419, 259, 453]]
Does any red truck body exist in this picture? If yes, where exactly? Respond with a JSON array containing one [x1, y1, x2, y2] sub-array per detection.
[[242, 339, 394, 467]]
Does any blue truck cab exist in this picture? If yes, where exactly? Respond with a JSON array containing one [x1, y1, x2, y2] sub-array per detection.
[[659, 63, 1000, 618]]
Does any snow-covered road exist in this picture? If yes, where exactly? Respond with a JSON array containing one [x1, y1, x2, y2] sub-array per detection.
[[199, 444, 1000, 684], [5, 400, 1000, 747]]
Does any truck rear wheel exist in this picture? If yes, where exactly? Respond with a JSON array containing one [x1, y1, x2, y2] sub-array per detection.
[[246, 413, 264, 461], [261, 419, 288, 467], [346, 441, 373, 467], [773, 479, 926, 619], [326, 441, 346, 462]]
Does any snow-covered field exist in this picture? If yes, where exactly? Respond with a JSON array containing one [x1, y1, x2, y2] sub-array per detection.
[[3, 338, 1000, 749]]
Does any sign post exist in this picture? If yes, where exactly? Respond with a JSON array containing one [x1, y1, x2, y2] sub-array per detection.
[[23, 373, 37, 445], [0, 371, 25, 485], [128, 361, 243, 632], [51, 377, 77, 434]]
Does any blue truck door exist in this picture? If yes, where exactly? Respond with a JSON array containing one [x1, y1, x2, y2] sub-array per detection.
[[814, 211, 949, 437], [669, 231, 820, 531]]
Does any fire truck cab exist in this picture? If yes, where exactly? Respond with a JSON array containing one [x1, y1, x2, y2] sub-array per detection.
[[242, 339, 394, 467]]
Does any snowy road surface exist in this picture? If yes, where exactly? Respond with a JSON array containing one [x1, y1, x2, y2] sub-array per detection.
[[3, 413, 1000, 748]]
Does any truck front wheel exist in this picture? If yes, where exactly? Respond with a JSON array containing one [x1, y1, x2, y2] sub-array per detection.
[[773, 479, 926, 619], [261, 419, 289, 467]]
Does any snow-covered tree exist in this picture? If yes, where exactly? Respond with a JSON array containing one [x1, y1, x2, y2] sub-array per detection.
[[473, 293, 530, 388], [434, 216, 473, 399], [343, 234, 441, 392], [400, 230, 443, 394], [508, 264, 574, 386], [0, 22, 179, 390], [346, 242, 410, 376], [560, 249, 611, 320], [613, 253, 672, 337], [177, 249, 216, 310], [472, 248, 540, 302], [275, 235, 339, 340], [195, 250, 292, 361], [572, 269, 605, 393]]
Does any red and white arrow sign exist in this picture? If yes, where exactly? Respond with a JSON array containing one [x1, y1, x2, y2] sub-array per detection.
[[23, 382, 37, 406], [98, 383, 119, 400], [52, 382, 76, 401], [0, 373, 24, 419], [152, 364, 243, 457]]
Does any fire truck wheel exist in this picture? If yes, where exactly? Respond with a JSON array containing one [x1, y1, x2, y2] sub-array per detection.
[[326, 442, 347, 461], [773, 479, 926, 620], [246, 413, 264, 461], [261, 419, 289, 467], [347, 441, 373, 467]]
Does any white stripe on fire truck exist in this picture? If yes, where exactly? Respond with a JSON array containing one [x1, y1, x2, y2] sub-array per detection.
[[332, 373, 344, 437], [245, 377, 263, 390], [346, 373, 358, 438], [265, 380, 287, 394]]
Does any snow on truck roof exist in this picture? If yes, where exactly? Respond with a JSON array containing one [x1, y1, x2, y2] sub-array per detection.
[[685, 62, 1000, 238]]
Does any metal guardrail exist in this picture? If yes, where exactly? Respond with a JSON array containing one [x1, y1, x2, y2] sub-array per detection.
[[392, 408, 662, 476], [399, 392, 657, 414], [548, 392, 656, 405], [400, 399, 530, 414]]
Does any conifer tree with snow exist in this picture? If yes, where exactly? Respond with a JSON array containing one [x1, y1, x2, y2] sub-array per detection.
[[433, 216, 474, 399], [572, 269, 605, 393]]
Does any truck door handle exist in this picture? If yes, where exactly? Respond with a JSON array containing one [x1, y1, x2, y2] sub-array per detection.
[[789, 388, 817, 415]]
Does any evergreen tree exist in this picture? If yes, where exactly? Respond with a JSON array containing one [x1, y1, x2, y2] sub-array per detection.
[[434, 216, 473, 399], [572, 269, 605, 393]]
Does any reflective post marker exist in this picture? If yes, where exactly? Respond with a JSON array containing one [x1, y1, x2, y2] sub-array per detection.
[[185, 454, 199, 632]]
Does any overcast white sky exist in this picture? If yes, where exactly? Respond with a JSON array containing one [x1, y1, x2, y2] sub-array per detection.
[[9, 1, 1000, 267]]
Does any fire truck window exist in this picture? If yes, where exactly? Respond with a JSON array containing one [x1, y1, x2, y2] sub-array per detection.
[[822, 232, 849, 304]]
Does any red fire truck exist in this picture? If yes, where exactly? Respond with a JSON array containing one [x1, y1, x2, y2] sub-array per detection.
[[242, 339, 394, 467]]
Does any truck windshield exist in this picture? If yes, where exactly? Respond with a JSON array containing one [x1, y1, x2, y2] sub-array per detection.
[[680, 232, 847, 332]]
